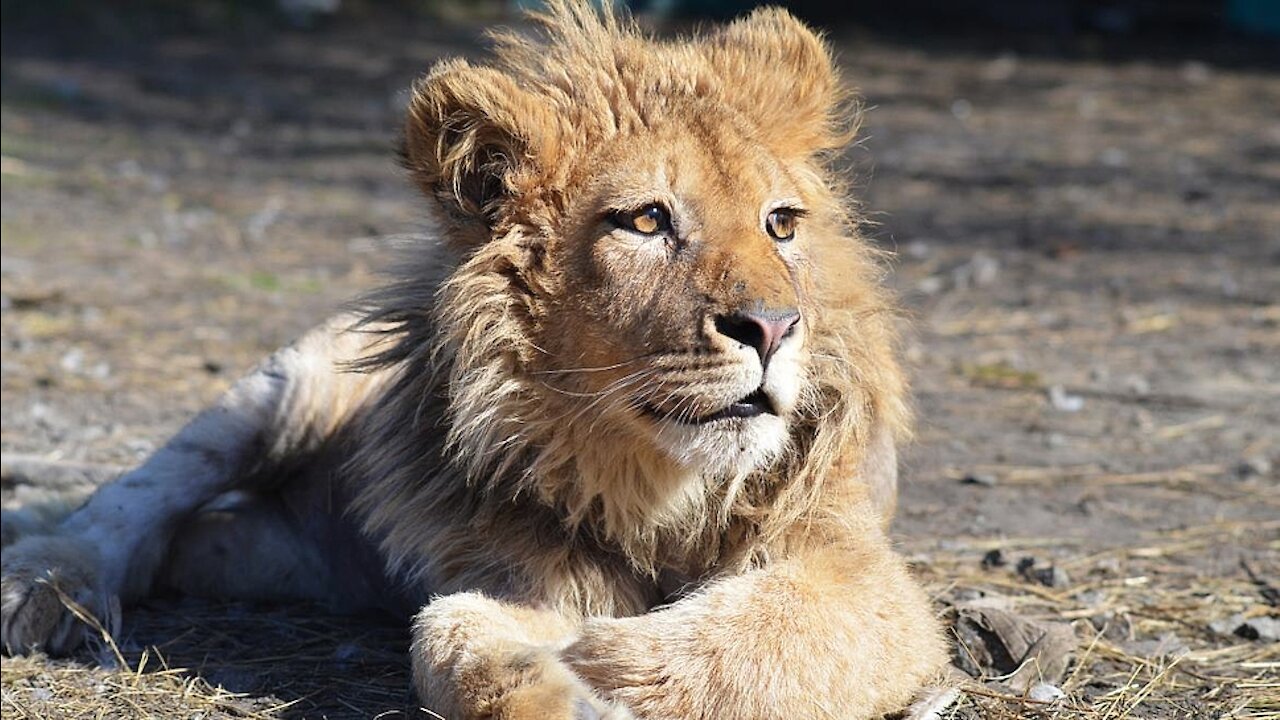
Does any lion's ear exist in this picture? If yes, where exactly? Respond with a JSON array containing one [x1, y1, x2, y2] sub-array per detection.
[[403, 60, 560, 230], [702, 8, 854, 159]]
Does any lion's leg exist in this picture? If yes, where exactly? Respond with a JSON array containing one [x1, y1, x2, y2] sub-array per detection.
[[159, 492, 333, 603], [2, 317, 380, 655], [2, 359, 292, 655], [564, 522, 949, 720], [410, 593, 635, 720]]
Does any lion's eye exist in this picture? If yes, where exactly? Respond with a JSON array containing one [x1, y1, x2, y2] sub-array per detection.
[[765, 209, 798, 241], [613, 204, 671, 235]]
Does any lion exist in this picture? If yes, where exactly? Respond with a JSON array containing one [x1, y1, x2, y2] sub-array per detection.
[[1, 3, 950, 718]]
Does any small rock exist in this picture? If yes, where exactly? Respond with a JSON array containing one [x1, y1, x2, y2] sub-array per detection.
[[1027, 683, 1065, 703], [982, 549, 1006, 569], [962, 473, 998, 487], [952, 251, 1000, 289], [29, 687, 53, 702], [905, 240, 933, 260], [1182, 187, 1211, 203], [1126, 632, 1189, 659], [1016, 557, 1070, 588], [1034, 565, 1071, 589], [1047, 385, 1085, 412], [1075, 589, 1107, 607], [916, 275, 946, 295], [1236, 455, 1273, 480], [1234, 616, 1280, 642], [1123, 374, 1151, 395], [59, 347, 86, 373]]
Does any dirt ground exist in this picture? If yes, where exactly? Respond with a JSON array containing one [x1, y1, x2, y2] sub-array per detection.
[[2, 9, 1278, 719]]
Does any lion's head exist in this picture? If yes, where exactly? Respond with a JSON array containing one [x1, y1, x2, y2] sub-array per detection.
[[361, 1, 908, 572]]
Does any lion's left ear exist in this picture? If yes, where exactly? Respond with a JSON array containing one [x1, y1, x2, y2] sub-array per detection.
[[402, 59, 562, 235], [701, 8, 854, 159]]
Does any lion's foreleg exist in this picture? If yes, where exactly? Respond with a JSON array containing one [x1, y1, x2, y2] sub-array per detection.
[[410, 592, 634, 720], [59, 351, 299, 600], [564, 534, 948, 720], [1, 326, 348, 654]]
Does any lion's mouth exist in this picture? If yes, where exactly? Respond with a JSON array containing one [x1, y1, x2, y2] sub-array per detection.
[[645, 388, 776, 425]]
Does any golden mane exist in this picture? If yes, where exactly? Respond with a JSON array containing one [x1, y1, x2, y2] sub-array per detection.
[[348, 0, 910, 595]]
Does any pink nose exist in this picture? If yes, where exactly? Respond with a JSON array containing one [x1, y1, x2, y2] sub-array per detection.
[[714, 308, 801, 366]]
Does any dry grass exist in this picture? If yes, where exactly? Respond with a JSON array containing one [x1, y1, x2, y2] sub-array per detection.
[[914, 517, 1280, 719], [1, 598, 417, 718], [2, 654, 281, 719]]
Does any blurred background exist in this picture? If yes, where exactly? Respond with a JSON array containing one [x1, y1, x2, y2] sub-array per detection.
[[2, 1, 1277, 718]]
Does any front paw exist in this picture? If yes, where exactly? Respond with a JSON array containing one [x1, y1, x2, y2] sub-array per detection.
[[411, 595, 633, 720], [480, 650, 633, 720], [1, 534, 107, 656], [416, 644, 633, 720]]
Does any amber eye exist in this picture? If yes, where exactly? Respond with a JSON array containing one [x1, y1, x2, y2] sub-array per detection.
[[613, 204, 671, 235], [765, 209, 798, 241]]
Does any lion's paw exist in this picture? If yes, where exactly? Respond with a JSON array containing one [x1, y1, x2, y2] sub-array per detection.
[[486, 666, 635, 720], [1, 534, 105, 656]]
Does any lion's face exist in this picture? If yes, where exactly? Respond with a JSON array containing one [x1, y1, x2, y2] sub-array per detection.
[[534, 113, 824, 477], [400, 7, 888, 502]]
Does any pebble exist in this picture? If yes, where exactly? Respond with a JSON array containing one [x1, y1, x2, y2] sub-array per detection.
[[1047, 385, 1085, 412], [962, 473, 998, 487], [1027, 683, 1065, 703], [29, 687, 53, 702], [1208, 613, 1280, 641], [1034, 565, 1071, 589], [1126, 632, 1189, 659], [1235, 616, 1280, 642], [1016, 557, 1070, 588], [952, 251, 1000, 289], [1236, 455, 1273, 479], [1124, 374, 1151, 395], [905, 240, 933, 260], [916, 275, 946, 295], [1075, 589, 1107, 607]]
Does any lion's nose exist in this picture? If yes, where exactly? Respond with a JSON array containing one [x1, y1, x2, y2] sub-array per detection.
[[714, 308, 801, 366]]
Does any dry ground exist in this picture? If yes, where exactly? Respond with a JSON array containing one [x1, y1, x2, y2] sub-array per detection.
[[2, 9, 1278, 719]]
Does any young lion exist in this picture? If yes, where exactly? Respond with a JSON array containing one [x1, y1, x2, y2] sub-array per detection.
[[1, 2, 948, 717]]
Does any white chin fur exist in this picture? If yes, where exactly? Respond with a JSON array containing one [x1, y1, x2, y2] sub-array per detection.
[[652, 413, 789, 480]]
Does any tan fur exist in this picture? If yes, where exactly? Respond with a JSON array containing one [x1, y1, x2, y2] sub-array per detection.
[[1, 2, 947, 717]]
